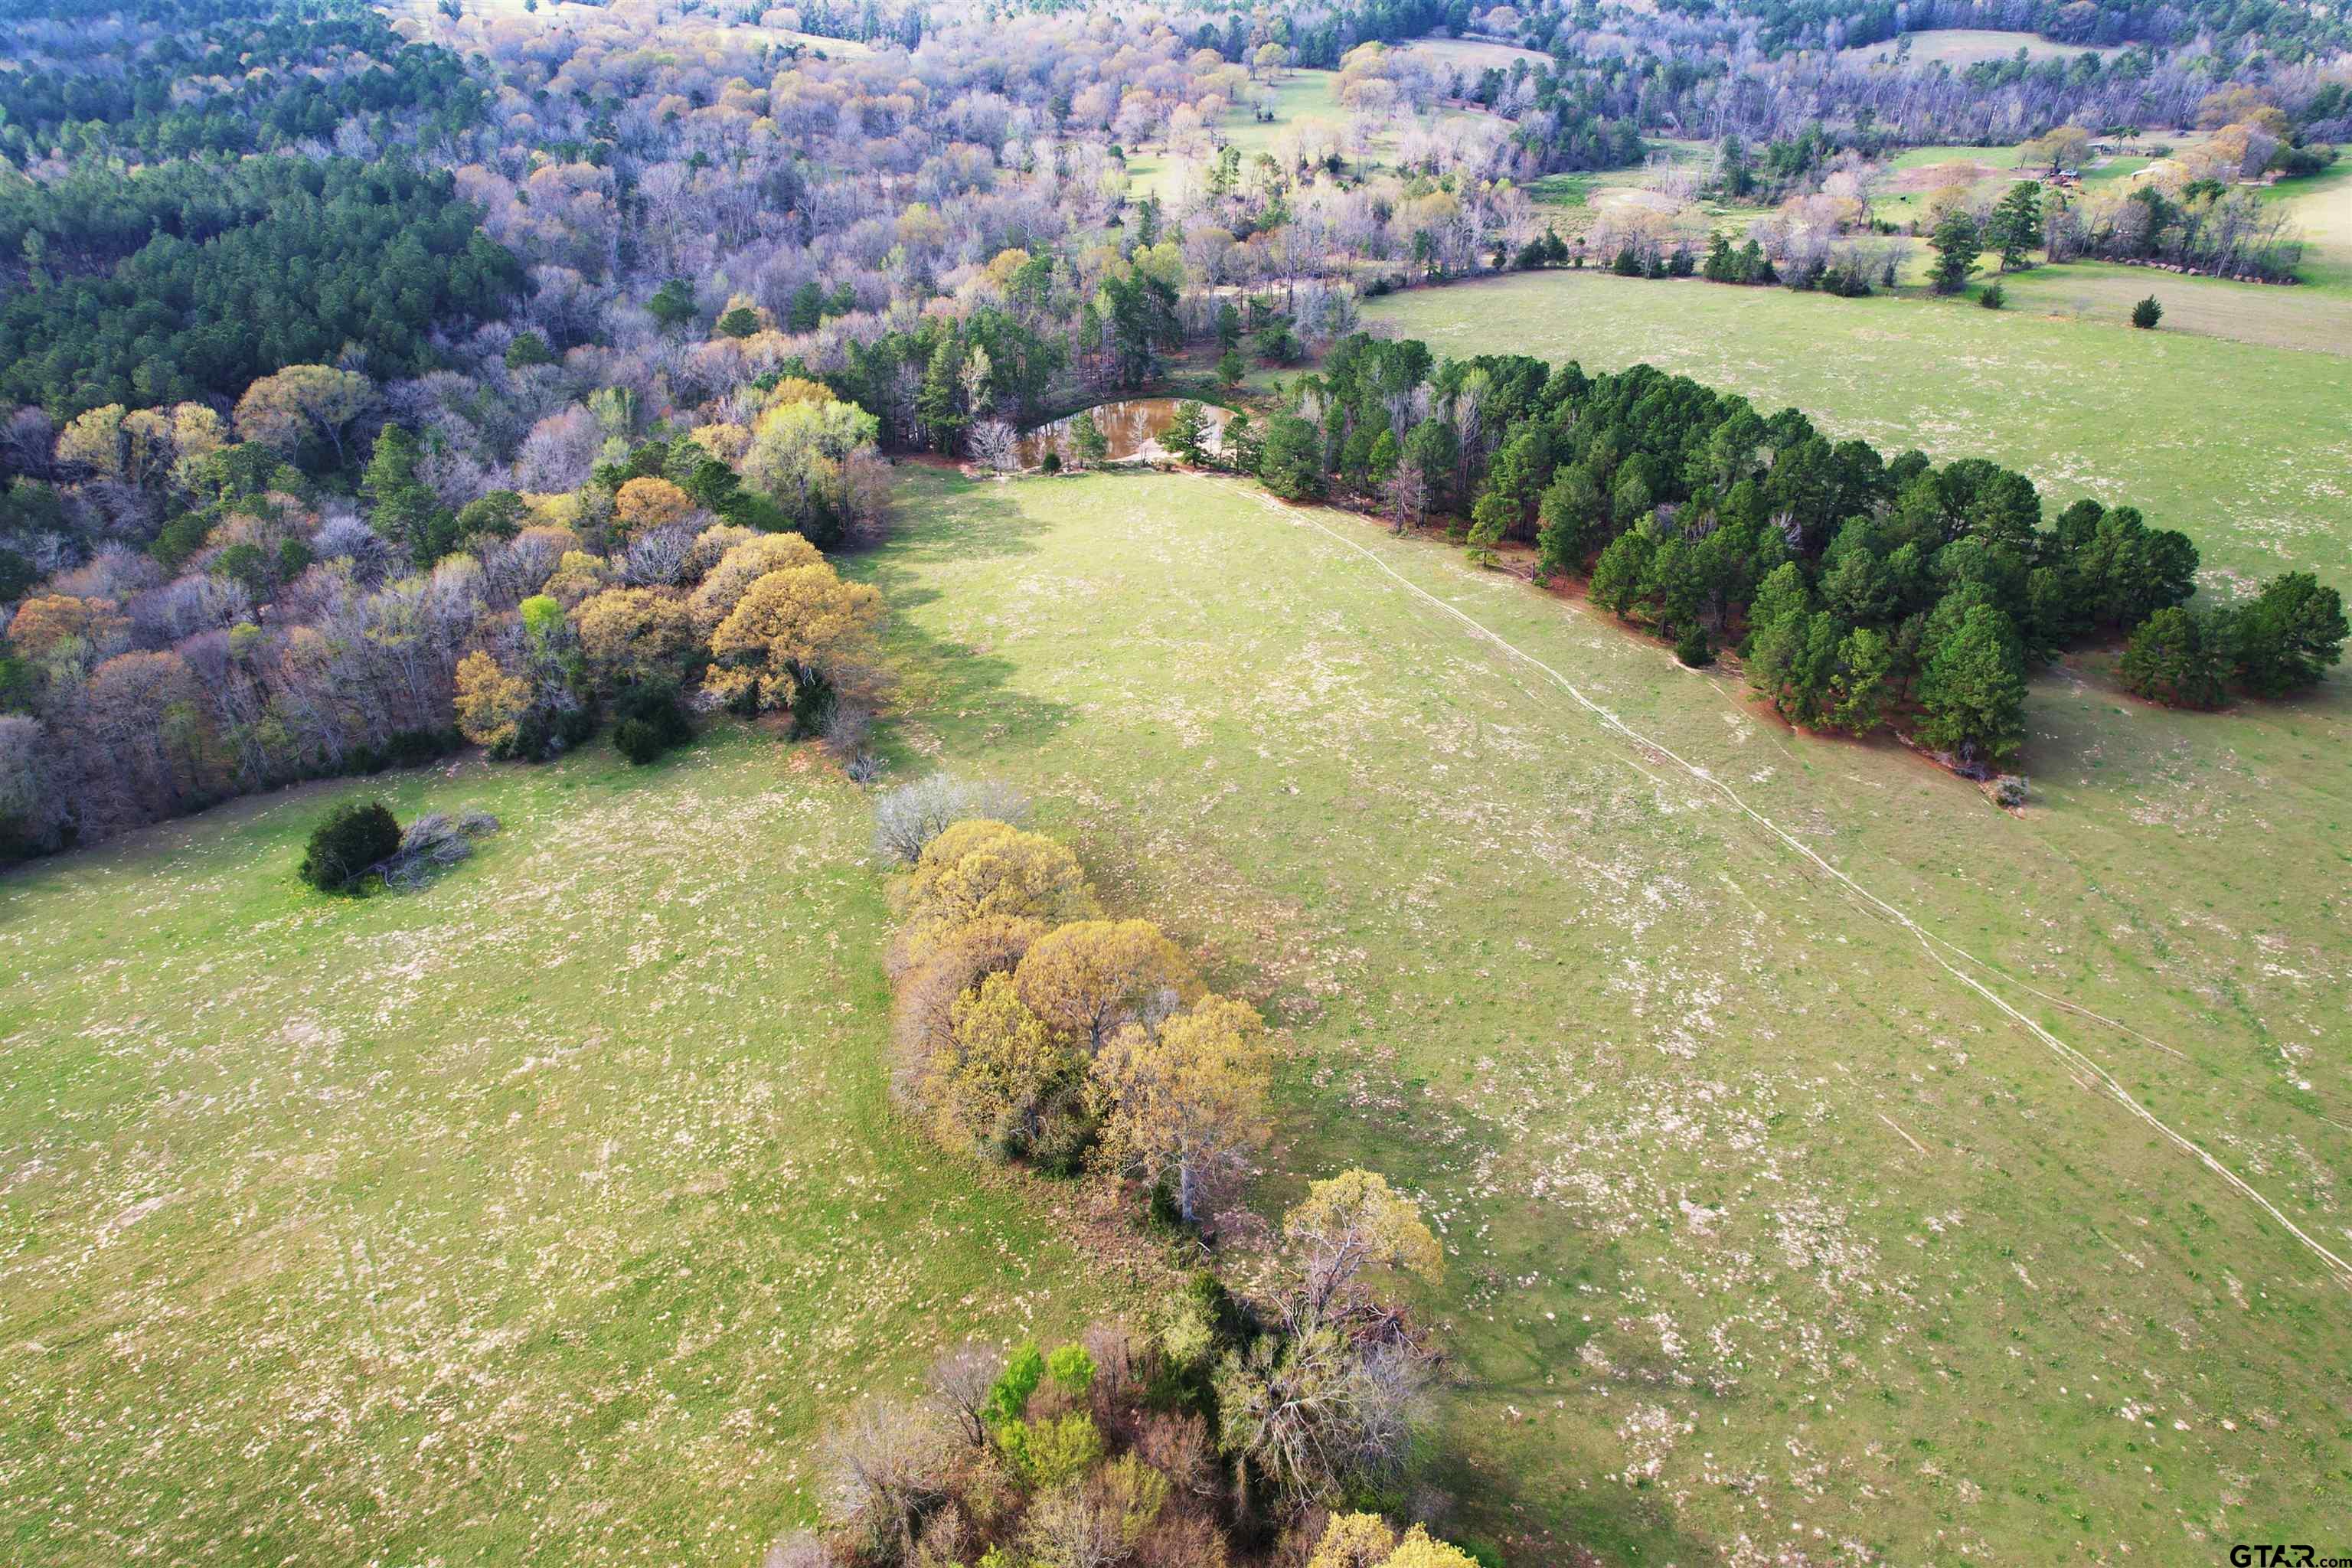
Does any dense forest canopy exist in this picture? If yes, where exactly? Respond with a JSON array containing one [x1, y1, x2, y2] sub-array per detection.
[[0, 159, 522, 416], [0, 0, 488, 160]]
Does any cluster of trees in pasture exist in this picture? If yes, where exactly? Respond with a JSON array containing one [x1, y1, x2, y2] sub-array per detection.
[[859, 782, 1488, 1566], [1214, 334, 2341, 771], [1639, 80, 2337, 293], [788, 1204, 1483, 1567], [882, 799, 1272, 1227]]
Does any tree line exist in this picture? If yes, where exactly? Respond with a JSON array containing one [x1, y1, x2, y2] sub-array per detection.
[[0, 371, 892, 863], [1217, 335, 2342, 773], [779, 1227, 1485, 1567]]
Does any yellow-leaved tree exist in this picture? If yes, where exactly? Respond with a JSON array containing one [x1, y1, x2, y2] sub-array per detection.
[[740, 390, 878, 524], [702, 560, 881, 714], [1308, 1513, 1400, 1568], [1378, 1527, 1484, 1568], [1013, 917, 1196, 1053], [890, 913, 1048, 1107], [613, 475, 696, 535], [452, 649, 534, 754], [541, 548, 612, 608], [8, 594, 126, 660], [1309, 1515, 1482, 1568], [1089, 991, 1270, 1224], [1282, 1168, 1443, 1321], [906, 819, 1096, 942], [926, 971, 1073, 1152], [688, 531, 823, 631], [231, 364, 375, 464], [572, 586, 695, 687]]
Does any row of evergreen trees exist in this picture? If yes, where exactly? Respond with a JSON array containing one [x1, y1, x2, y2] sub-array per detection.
[[1238, 335, 2342, 769]]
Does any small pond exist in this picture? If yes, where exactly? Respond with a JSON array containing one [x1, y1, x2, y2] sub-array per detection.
[[1016, 399, 1230, 468]]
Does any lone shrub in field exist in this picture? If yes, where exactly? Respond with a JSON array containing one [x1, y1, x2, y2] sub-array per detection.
[[2131, 294, 2162, 328], [299, 799, 400, 893], [1978, 281, 2005, 310]]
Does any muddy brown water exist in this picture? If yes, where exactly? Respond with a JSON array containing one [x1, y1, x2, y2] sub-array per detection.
[[1016, 399, 1230, 467]]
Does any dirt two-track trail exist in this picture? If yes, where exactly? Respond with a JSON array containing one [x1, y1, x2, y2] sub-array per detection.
[[1211, 475, 2352, 1292]]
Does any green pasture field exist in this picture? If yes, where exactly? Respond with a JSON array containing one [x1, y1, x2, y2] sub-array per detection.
[[2262, 161, 2352, 295], [1127, 67, 1503, 201], [1362, 270, 2352, 590], [6, 432, 2350, 1563], [854, 465, 2352, 1563], [1388, 35, 1552, 74], [1126, 70, 1348, 200], [1839, 28, 2128, 70], [1993, 260, 2352, 354], [1866, 141, 2154, 238], [0, 727, 1129, 1563]]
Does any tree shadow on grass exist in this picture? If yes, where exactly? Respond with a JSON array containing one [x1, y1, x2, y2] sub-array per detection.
[[850, 481, 1077, 769], [864, 606, 1078, 766], [864, 463, 1058, 573]]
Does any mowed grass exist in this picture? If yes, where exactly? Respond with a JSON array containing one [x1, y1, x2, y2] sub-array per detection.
[[1364, 270, 2352, 590], [2263, 161, 2352, 295], [858, 466, 2352, 1563], [0, 727, 1129, 1564], [1127, 68, 1502, 201], [1995, 260, 2352, 354], [1838, 28, 2127, 69]]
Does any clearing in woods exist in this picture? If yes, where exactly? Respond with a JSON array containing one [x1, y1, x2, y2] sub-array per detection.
[[1363, 269, 2352, 592], [1837, 28, 2130, 69], [0, 727, 1134, 1564], [854, 466, 2352, 1563], [1125, 67, 1502, 201]]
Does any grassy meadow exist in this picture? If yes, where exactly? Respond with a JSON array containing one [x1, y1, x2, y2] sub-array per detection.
[[1532, 131, 2352, 356], [1993, 260, 2352, 354], [1126, 67, 1501, 201], [854, 466, 2352, 1563], [1838, 28, 2128, 70], [1362, 270, 2352, 591], [2263, 160, 2352, 294], [0, 728, 1135, 1563], [1125, 70, 1349, 200], [5, 449, 2348, 1563], [1389, 35, 1552, 73], [8, 220, 2351, 1567]]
